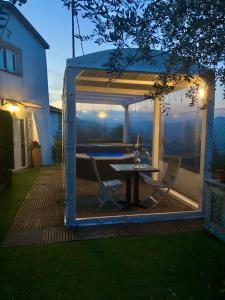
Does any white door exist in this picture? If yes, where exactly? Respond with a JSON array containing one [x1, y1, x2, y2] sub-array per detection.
[[13, 119, 28, 170]]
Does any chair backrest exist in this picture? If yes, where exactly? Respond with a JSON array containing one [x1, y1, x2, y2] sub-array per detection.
[[91, 157, 102, 185], [162, 156, 181, 187]]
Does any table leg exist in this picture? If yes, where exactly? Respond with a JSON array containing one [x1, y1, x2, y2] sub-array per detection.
[[133, 172, 147, 209], [126, 173, 132, 204], [133, 172, 139, 203]]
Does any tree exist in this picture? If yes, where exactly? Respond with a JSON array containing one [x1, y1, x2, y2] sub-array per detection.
[[62, 0, 225, 111], [0, 0, 27, 32], [8, 0, 27, 5]]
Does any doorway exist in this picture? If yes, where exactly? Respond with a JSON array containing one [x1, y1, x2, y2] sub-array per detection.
[[13, 118, 28, 170]]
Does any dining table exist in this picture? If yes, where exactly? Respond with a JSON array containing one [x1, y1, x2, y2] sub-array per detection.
[[110, 163, 160, 208]]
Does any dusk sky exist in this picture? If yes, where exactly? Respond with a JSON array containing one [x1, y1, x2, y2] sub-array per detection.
[[18, 1, 224, 109], [19, 0, 112, 109]]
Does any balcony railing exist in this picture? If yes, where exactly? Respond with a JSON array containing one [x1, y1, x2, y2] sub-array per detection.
[[205, 180, 225, 242]]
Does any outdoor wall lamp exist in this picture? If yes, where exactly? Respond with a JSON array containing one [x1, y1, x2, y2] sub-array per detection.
[[0, 98, 20, 113], [7, 103, 19, 113]]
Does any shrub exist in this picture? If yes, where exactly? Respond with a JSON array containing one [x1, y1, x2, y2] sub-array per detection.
[[52, 134, 62, 164]]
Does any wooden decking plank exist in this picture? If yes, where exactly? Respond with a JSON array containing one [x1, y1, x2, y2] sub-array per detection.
[[2, 167, 202, 247]]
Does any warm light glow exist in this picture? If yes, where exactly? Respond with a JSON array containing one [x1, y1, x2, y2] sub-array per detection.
[[199, 88, 204, 99], [98, 111, 107, 119], [7, 104, 19, 113], [171, 114, 179, 118]]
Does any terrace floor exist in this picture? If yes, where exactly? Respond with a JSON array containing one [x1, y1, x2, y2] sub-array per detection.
[[76, 178, 194, 218], [2, 167, 202, 247]]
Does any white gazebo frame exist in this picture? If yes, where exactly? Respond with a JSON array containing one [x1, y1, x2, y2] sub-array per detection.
[[62, 49, 215, 227]]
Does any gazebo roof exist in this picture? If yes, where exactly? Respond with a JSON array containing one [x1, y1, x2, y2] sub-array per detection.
[[65, 48, 201, 106]]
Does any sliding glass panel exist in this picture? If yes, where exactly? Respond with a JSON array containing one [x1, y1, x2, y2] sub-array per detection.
[[76, 103, 123, 143], [160, 89, 202, 204], [128, 99, 154, 154]]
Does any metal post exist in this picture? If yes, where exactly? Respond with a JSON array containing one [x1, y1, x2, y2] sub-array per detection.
[[152, 97, 161, 180], [123, 104, 129, 143], [71, 0, 75, 58], [201, 78, 215, 212], [64, 67, 77, 225]]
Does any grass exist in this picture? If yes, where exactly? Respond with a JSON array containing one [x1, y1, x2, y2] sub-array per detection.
[[0, 232, 225, 300], [0, 168, 225, 300], [0, 168, 40, 242]]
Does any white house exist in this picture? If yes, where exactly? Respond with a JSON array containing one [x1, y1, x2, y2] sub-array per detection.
[[0, 1, 52, 169]]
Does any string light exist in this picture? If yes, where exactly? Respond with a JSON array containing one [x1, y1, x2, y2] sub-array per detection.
[[98, 111, 107, 119], [199, 88, 204, 99]]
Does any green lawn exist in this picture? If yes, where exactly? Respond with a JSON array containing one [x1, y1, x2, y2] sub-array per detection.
[[0, 168, 225, 300], [0, 168, 40, 241]]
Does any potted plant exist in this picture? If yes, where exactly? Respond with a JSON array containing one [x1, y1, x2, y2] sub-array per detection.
[[211, 150, 225, 183], [31, 141, 42, 167]]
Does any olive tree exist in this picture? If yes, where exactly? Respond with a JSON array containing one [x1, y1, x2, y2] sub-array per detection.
[[0, 0, 27, 32], [62, 0, 225, 111]]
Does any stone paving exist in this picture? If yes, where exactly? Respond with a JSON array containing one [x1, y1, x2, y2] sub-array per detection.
[[2, 168, 203, 247]]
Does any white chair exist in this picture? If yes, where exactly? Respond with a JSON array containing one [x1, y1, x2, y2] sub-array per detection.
[[141, 156, 181, 207], [91, 157, 123, 210]]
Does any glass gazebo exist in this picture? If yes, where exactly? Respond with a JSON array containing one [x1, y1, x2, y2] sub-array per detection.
[[62, 48, 215, 226]]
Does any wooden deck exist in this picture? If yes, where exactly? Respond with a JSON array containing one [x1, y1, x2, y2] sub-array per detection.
[[2, 167, 202, 247]]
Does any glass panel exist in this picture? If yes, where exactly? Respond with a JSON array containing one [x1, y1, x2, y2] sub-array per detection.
[[6, 49, 16, 73], [76, 103, 123, 143], [213, 108, 225, 155], [128, 99, 154, 153], [161, 88, 202, 203]]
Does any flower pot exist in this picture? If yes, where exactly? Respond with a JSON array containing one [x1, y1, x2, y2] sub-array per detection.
[[32, 148, 42, 167], [213, 169, 225, 183]]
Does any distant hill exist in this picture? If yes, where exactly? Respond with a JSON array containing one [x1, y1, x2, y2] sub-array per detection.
[[76, 110, 225, 154]]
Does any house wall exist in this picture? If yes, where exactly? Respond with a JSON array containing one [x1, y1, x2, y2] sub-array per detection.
[[0, 9, 52, 164], [50, 111, 62, 139]]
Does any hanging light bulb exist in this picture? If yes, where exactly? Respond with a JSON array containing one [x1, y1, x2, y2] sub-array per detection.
[[199, 88, 204, 99], [98, 111, 107, 119]]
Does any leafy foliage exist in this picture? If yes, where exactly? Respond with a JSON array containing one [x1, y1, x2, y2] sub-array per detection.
[[0, 0, 28, 33], [52, 134, 62, 164], [62, 0, 225, 112], [6, 0, 27, 6]]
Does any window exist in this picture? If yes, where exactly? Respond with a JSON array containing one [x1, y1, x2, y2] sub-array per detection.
[[0, 48, 6, 69], [0, 47, 18, 73]]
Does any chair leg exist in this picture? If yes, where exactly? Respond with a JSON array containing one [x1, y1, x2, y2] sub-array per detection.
[[108, 190, 122, 209], [96, 187, 122, 210], [159, 188, 172, 207], [143, 186, 159, 207], [96, 189, 106, 211]]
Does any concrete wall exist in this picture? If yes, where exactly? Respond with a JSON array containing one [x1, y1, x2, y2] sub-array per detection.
[[0, 9, 52, 164]]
